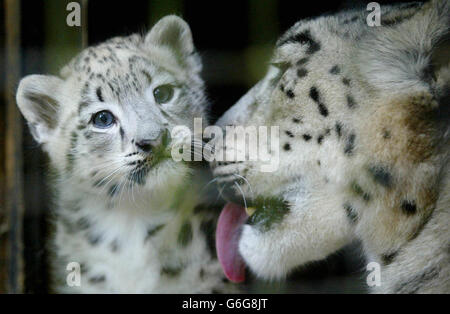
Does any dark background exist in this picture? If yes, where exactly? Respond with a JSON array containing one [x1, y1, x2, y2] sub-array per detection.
[[1, 0, 422, 293]]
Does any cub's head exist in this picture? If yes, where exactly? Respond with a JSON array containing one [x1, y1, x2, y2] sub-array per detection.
[[212, 1, 449, 282], [17, 16, 206, 198]]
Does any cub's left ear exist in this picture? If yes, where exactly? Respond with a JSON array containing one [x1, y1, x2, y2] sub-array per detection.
[[144, 15, 201, 73]]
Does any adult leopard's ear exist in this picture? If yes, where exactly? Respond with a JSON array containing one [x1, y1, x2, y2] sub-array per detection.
[[144, 15, 201, 73], [358, 0, 449, 94], [16, 74, 63, 144]]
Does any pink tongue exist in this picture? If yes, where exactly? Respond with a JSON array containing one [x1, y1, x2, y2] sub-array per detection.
[[216, 203, 248, 283]]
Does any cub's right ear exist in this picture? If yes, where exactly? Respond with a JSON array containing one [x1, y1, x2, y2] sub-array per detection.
[[16, 75, 63, 144]]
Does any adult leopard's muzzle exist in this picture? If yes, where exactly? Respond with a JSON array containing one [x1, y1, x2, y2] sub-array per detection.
[[211, 162, 258, 284]]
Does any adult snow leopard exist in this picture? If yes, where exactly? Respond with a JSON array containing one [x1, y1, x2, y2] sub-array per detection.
[[212, 0, 449, 293], [16, 16, 230, 293]]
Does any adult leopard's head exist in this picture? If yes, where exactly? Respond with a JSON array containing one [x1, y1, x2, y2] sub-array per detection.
[[17, 16, 206, 200], [212, 1, 449, 282]]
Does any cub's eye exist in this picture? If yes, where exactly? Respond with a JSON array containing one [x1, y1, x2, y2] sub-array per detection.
[[153, 85, 174, 104], [93, 110, 115, 128]]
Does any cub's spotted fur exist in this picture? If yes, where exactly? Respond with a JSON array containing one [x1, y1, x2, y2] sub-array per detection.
[[17, 16, 230, 293], [212, 1, 449, 293]]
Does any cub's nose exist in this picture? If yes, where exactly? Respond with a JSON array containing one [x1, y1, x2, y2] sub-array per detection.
[[135, 130, 168, 153], [135, 139, 156, 153]]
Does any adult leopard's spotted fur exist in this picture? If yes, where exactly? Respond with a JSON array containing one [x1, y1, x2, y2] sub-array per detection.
[[212, 0, 449, 293]]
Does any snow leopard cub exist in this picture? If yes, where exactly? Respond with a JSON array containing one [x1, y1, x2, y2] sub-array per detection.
[[16, 16, 230, 293]]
